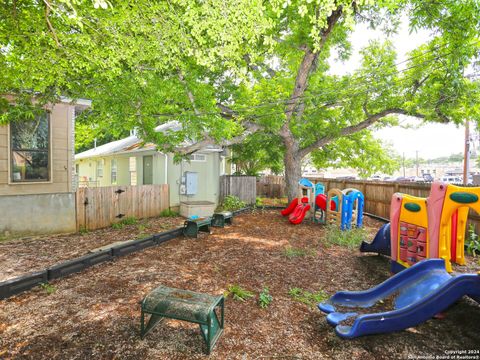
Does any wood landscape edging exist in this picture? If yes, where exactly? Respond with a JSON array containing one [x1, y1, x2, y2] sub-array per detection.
[[0, 210, 249, 300]]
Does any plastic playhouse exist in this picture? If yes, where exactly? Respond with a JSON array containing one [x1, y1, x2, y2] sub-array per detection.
[[281, 178, 364, 230], [361, 181, 480, 272]]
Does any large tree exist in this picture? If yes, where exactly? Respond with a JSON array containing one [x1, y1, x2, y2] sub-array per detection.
[[1, 0, 479, 201]]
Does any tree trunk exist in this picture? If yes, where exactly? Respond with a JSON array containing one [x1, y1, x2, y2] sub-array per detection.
[[283, 145, 303, 202]]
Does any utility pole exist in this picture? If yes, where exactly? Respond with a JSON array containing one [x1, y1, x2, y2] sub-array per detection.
[[464, 119, 470, 185]]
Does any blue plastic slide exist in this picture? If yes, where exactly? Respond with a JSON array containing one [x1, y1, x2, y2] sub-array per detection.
[[318, 259, 480, 339], [359, 223, 391, 256]]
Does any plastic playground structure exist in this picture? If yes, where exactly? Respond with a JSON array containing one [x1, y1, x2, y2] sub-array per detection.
[[281, 178, 364, 230], [319, 181, 480, 338], [362, 181, 480, 272]]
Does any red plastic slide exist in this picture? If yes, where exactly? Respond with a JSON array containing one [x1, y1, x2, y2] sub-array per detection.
[[289, 203, 311, 224], [315, 194, 336, 211], [281, 198, 299, 216]]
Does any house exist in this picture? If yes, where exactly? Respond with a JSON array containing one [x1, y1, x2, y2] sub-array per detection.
[[0, 96, 91, 236], [75, 121, 232, 216]]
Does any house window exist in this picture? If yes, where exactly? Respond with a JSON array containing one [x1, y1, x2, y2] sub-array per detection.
[[97, 160, 104, 178], [10, 113, 50, 182], [111, 159, 118, 184], [188, 153, 207, 162]]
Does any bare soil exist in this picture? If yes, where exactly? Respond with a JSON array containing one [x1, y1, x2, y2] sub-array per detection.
[[1, 209, 479, 360]]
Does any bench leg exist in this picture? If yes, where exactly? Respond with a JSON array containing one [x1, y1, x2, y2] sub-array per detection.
[[140, 311, 164, 339]]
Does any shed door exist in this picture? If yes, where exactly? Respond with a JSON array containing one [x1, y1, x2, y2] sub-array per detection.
[[143, 156, 153, 185]]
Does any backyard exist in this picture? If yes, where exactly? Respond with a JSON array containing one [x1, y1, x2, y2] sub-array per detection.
[[1, 209, 479, 359]]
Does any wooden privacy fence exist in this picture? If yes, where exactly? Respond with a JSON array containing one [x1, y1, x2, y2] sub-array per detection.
[[256, 175, 286, 198], [308, 178, 480, 231], [76, 184, 169, 231], [220, 175, 257, 204]]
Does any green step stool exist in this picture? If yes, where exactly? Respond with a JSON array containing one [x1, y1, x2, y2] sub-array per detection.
[[140, 285, 224, 354], [183, 217, 212, 238], [211, 212, 233, 228]]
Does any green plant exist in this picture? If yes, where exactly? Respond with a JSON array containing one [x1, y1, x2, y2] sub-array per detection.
[[224, 284, 254, 302], [78, 226, 89, 235], [283, 246, 316, 258], [160, 208, 179, 217], [221, 195, 246, 211], [40, 282, 57, 295], [325, 225, 367, 249], [255, 197, 263, 206], [467, 224, 480, 257], [111, 216, 138, 229], [258, 286, 273, 309], [288, 287, 328, 307]]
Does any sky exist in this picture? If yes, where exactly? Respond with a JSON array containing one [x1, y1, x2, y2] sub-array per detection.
[[327, 17, 469, 160]]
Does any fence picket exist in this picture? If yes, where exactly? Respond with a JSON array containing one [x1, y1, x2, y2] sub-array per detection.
[[76, 185, 170, 230]]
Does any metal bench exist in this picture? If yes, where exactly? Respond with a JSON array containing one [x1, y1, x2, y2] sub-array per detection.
[[140, 285, 224, 354], [211, 211, 233, 228], [183, 217, 212, 238]]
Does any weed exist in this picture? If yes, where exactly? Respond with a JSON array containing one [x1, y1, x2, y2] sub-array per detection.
[[137, 223, 151, 233], [224, 284, 254, 302], [111, 216, 138, 229], [467, 224, 480, 257], [221, 195, 246, 211], [258, 287, 273, 309], [325, 225, 367, 249], [288, 287, 328, 307], [283, 246, 316, 258], [160, 208, 179, 217], [256, 197, 263, 206], [40, 282, 57, 295], [78, 226, 89, 235]]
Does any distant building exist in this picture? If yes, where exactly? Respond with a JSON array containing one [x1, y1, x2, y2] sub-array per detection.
[[75, 121, 232, 210]]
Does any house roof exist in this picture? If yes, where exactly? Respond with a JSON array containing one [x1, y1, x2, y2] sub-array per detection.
[[75, 120, 222, 160]]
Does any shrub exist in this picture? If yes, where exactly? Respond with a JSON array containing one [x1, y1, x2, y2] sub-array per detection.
[[288, 287, 328, 307], [283, 246, 316, 258], [224, 284, 254, 302], [258, 286, 273, 309], [222, 195, 246, 211], [160, 208, 178, 217], [467, 224, 480, 257], [325, 225, 367, 249]]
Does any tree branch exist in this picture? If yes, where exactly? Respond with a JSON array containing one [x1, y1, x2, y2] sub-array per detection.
[[281, 6, 344, 140], [216, 102, 237, 119], [298, 108, 425, 158], [43, 0, 61, 47], [243, 54, 276, 77], [177, 70, 199, 115], [171, 121, 263, 155]]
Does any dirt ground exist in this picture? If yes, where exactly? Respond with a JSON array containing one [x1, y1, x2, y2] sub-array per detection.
[[1, 210, 480, 360], [0, 216, 185, 282]]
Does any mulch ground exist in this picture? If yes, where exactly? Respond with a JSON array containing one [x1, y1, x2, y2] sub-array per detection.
[[1, 209, 479, 360], [0, 216, 185, 282]]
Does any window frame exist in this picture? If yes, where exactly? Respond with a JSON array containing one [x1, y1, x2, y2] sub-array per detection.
[[187, 153, 207, 162], [111, 159, 118, 185], [96, 159, 104, 178], [8, 112, 52, 184]]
